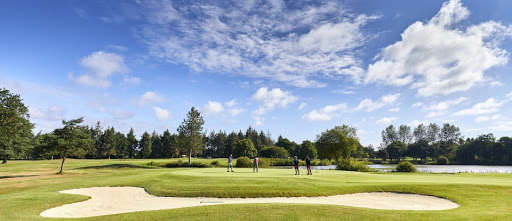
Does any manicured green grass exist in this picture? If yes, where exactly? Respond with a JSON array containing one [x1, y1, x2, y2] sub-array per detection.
[[1, 159, 512, 220]]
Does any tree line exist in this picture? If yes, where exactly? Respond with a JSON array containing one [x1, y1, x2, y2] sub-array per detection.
[[376, 123, 512, 165]]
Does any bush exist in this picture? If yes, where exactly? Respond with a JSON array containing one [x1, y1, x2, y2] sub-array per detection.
[[269, 158, 294, 166], [161, 160, 211, 168], [437, 156, 449, 165], [236, 156, 252, 168], [210, 160, 220, 167], [258, 158, 270, 168], [259, 146, 289, 158], [312, 159, 332, 166], [395, 161, 416, 172], [336, 159, 370, 172], [233, 139, 257, 158]]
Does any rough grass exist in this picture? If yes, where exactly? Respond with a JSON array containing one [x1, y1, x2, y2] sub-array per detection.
[[1, 159, 512, 220]]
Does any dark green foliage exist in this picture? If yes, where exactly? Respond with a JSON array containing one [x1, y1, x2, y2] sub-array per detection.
[[298, 140, 318, 159], [316, 125, 360, 163], [437, 156, 449, 165], [385, 141, 407, 161], [139, 132, 152, 158], [0, 88, 34, 163], [336, 159, 371, 172], [395, 161, 416, 172], [259, 146, 289, 158], [178, 107, 205, 165], [275, 136, 298, 156], [159, 160, 210, 168], [233, 139, 257, 158], [51, 117, 93, 174], [235, 156, 252, 168]]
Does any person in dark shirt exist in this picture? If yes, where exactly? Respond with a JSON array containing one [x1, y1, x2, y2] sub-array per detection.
[[253, 156, 259, 173], [293, 156, 300, 175], [306, 156, 312, 175]]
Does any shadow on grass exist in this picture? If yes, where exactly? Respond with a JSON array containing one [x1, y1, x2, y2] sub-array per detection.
[[75, 163, 154, 170], [0, 175, 38, 179]]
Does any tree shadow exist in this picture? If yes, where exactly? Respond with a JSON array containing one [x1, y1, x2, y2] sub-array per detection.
[[75, 164, 154, 170], [0, 175, 38, 179]]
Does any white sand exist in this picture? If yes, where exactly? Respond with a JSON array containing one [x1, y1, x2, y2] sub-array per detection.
[[40, 187, 459, 218]]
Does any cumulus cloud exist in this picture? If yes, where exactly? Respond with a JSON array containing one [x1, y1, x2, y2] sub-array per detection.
[[69, 51, 128, 88], [475, 114, 501, 123], [366, 0, 512, 96], [138, 91, 164, 106], [303, 103, 347, 121], [252, 87, 297, 125], [203, 101, 224, 116], [377, 117, 397, 125], [412, 102, 423, 108], [152, 106, 170, 121], [228, 108, 244, 116], [30, 105, 66, 121], [137, 0, 378, 87], [298, 102, 307, 110], [388, 107, 400, 112], [225, 99, 237, 107], [355, 93, 400, 112], [453, 98, 503, 116], [424, 97, 468, 118], [507, 91, 512, 100]]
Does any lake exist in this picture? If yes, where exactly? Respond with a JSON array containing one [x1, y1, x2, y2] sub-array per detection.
[[301, 164, 512, 173]]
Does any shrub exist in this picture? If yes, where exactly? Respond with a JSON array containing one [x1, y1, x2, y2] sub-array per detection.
[[235, 156, 252, 168], [269, 158, 294, 166], [259, 146, 289, 158], [233, 139, 257, 158], [437, 156, 449, 165], [336, 159, 370, 172], [160, 159, 211, 168], [395, 161, 417, 172], [258, 158, 270, 168], [210, 160, 220, 167]]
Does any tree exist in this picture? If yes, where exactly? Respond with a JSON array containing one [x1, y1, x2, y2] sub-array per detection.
[[381, 125, 398, 146], [98, 127, 116, 159], [259, 146, 289, 158], [150, 131, 162, 158], [413, 124, 427, 142], [386, 141, 407, 161], [177, 107, 205, 165], [52, 117, 92, 174], [316, 125, 359, 163], [275, 136, 298, 156], [398, 125, 413, 144], [233, 138, 257, 158], [426, 123, 440, 144], [298, 140, 318, 159], [126, 128, 138, 158], [0, 88, 34, 164], [160, 130, 174, 158], [139, 132, 152, 158]]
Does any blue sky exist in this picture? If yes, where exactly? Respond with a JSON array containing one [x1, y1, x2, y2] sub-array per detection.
[[1, 0, 512, 146]]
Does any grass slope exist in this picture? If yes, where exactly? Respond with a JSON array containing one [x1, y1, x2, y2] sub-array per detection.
[[1, 159, 511, 220]]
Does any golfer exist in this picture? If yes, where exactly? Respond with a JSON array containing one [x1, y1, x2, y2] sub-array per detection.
[[227, 154, 234, 172], [306, 156, 312, 175], [253, 156, 259, 173], [293, 156, 300, 175]]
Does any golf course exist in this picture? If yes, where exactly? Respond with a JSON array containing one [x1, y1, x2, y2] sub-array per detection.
[[2, 158, 512, 220]]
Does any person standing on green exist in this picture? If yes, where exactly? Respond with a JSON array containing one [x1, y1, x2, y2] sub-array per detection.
[[227, 154, 234, 172], [306, 156, 312, 175], [293, 156, 300, 175], [253, 156, 259, 173]]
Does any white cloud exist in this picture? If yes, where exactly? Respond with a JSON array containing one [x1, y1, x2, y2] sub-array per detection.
[[138, 1, 378, 87], [298, 102, 307, 110], [489, 80, 504, 87], [453, 98, 503, 116], [303, 103, 347, 121], [475, 114, 501, 123], [507, 92, 512, 99], [30, 105, 66, 121], [225, 99, 237, 107], [252, 87, 297, 125], [355, 93, 400, 112], [366, 0, 511, 96], [426, 97, 468, 111], [203, 101, 224, 116], [377, 117, 397, 125], [138, 91, 164, 106], [70, 51, 128, 88], [122, 76, 141, 85], [229, 108, 244, 116], [332, 89, 355, 95], [412, 102, 423, 108], [388, 107, 400, 112], [111, 110, 135, 120], [153, 106, 170, 121], [489, 121, 512, 131], [409, 120, 426, 127]]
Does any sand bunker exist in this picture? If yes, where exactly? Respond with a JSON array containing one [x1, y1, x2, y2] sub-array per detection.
[[41, 187, 459, 218]]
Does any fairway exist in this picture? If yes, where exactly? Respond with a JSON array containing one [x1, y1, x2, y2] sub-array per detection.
[[2, 159, 512, 220]]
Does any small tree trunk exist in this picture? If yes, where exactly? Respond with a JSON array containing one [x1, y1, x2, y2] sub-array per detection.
[[2, 157, 6, 164], [58, 157, 66, 175], [188, 150, 192, 166]]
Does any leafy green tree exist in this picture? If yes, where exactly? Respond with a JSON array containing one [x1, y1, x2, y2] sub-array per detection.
[[52, 117, 92, 174], [114, 131, 129, 158], [99, 127, 117, 159], [139, 132, 152, 158], [160, 129, 174, 158], [386, 141, 407, 161], [316, 125, 360, 163], [126, 128, 138, 158], [233, 138, 257, 158], [398, 125, 413, 144], [298, 140, 318, 159], [381, 125, 398, 146], [150, 131, 162, 158], [259, 146, 289, 158], [275, 136, 298, 156], [178, 107, 205, 165], [0, 88, 34, 164]]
